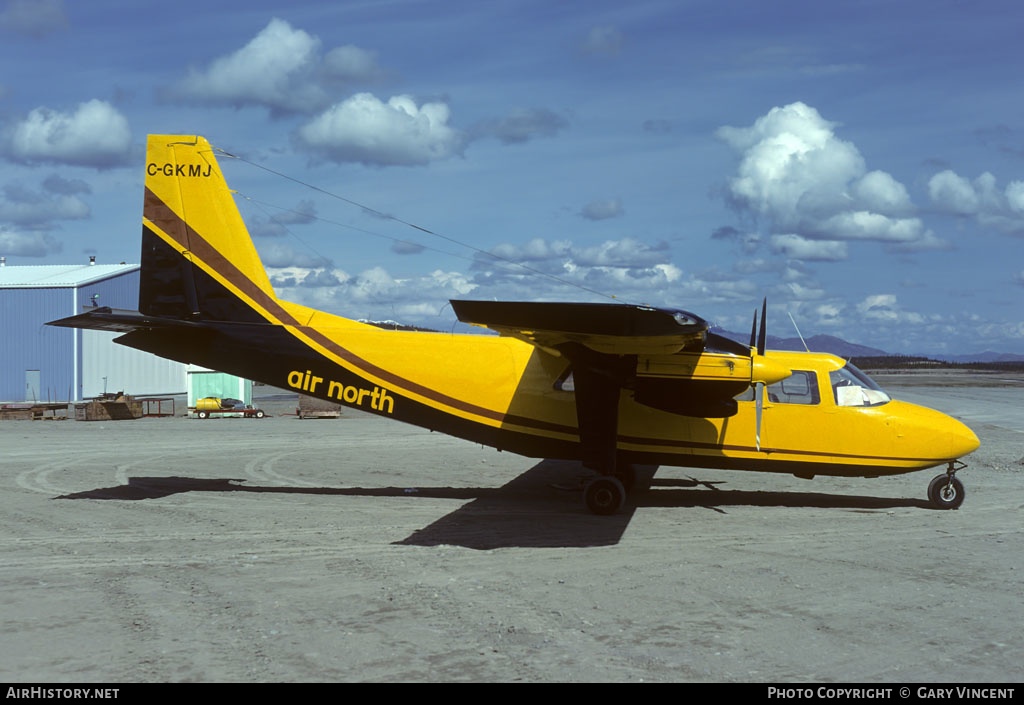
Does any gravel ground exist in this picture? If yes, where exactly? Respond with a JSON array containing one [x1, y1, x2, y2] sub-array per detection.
[[0, 374, 1021, 682]]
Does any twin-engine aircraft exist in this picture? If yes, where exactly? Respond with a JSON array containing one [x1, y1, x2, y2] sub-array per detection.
[[49, 135, 980, 514]]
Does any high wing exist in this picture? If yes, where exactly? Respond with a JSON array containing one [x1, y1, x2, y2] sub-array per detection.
[[450, 300, 710, 356]]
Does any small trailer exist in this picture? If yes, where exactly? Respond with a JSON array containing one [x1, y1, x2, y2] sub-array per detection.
[[191, 406, 266, 419], [191, 397, 267, 419]]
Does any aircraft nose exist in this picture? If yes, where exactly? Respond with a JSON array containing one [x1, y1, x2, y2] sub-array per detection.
[[892, 401, 980, 462], [949, 418, 980, 458]]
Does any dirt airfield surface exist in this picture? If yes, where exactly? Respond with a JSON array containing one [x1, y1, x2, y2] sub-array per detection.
[[1, 372, 1021, 683]]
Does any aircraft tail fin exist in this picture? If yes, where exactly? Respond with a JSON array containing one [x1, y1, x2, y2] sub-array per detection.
[[141, 135, 279, 324]]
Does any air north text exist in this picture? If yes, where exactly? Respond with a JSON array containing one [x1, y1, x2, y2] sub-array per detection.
[[287, 370, 394, 414]]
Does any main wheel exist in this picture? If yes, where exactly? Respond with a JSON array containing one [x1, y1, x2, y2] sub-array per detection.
[[197, 411, 208, 419], [254, 410, 265, 418], [584, 476, 626, 515], [614, 464, 636, 493], [928, 474, 965, 510]]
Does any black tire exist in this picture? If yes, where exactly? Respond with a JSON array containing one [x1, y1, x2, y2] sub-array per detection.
[[197, 411, 208, 419], [254, 410, 265, 419], [928, 474, 965, 510], [584, 476, 625, 515], [614, 464, 637, 493]]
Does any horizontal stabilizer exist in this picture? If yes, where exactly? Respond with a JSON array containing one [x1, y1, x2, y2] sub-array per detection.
[[47, 306, 209, 333]]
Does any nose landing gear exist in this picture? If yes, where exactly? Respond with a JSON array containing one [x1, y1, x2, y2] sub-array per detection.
[[927, 460, 966, 510]]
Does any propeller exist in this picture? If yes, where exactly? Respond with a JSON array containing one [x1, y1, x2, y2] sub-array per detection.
[[748, 298, 791, 451]]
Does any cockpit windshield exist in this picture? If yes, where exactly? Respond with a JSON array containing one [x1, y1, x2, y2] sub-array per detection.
[[830, 362, 891, 407]]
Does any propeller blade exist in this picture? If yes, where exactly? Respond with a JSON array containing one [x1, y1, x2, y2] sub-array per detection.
[[757, 297, 767, 356], [754, 381, 764, 451], [748, 297, 778, 451]]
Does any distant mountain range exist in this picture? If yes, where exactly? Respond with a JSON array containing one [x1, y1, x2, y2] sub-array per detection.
[[714, 328, 888, 358], [713, 328, 1024, 363]]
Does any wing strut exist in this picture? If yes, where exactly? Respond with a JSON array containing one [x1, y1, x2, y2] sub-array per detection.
[[566, 345, 629, 474]]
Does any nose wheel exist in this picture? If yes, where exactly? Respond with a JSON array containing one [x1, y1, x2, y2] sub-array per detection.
[[927, 461, 966, 510]]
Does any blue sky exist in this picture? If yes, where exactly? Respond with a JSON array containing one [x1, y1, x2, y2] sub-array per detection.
[[1, 0, 1022, 354]]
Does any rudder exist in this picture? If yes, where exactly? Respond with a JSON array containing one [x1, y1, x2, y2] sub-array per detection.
[[141, 135, 277, 324]]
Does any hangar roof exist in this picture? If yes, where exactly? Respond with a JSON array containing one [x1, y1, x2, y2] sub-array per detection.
[[0, 264, 139, 289]]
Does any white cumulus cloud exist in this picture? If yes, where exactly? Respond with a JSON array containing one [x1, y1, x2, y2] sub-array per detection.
[[170, 18, 324, 114], [856, 294, 924, 324], [476, 237, 670, 274], [168, 19, 385, 115], [572, 238, 668, 268], [0, 227, 62, 257], [851, 170, 913, 216], [815, 211, 923, 242], [270, 234, 688, 327], [928, 169, 1024, 235], [6, 99, 133, 168], [928, 170, 979, 215], [295, 93, 463, 166], [270, 264, 475, 323], [717, 102, 929, 253], [0, 182, 89, 226], [1006, 181, 1024, 214], [769, 234, 847, 261]]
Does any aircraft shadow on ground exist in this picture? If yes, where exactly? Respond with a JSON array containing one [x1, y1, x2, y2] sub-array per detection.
[[55, 460, 933, 550]]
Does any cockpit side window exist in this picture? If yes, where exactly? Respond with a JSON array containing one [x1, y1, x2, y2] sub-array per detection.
[[830, 363, 891, 407], [734, 370, 820, 405], [769, 370, 820, 405]]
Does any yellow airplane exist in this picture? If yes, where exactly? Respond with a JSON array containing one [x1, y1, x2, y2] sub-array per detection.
[[49, 135, 980, 515]]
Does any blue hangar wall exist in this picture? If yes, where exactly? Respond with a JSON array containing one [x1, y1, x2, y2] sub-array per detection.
[[1, 267, 139, 402]]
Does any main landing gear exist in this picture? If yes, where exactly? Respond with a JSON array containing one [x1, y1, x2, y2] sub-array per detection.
[[582, 463, 636, 515], [584, 476, 626, 515], [927, 460, 966, 510]]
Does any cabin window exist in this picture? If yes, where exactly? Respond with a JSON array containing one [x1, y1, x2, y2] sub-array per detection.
[[830, 363, 891, 407], [733, 370, 820, 405]]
